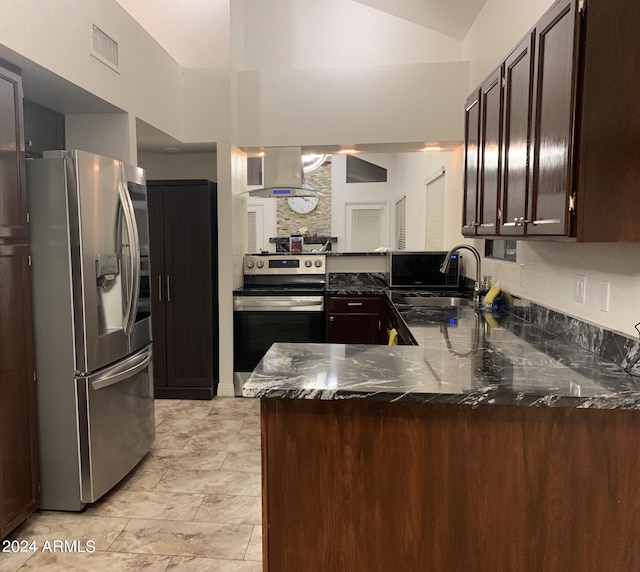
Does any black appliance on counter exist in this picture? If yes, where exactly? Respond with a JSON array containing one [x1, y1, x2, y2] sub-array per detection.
[[233, 254, 327, 395], [390, 251, 460, 289]]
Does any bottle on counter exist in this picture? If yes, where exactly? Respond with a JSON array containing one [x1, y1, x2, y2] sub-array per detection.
[[289, 233, 303, 253]]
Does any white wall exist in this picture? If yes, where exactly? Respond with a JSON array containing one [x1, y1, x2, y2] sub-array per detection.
[[458, 0, 640, 338], [138, 152, 218, 181], [236, 0, 462, 71], [462, 0, 555, 89], [236, 62, 468, 148], [394, 151, 457, 251], [215, 141, 248, 396], [115, 0, 231, 70], [233, 0, 468, 147], [481, 243, 640, 338], [66, 113, 137, 164], [0, 0, 187, 141], [0, 0, 233, 150], [331, 154, 397, 251]]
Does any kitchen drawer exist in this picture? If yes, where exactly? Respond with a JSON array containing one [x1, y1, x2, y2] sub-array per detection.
[[327, 296, 382, 313]]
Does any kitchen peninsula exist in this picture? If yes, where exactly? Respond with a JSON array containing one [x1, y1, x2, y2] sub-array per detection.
[[244, 299, 640, 571]]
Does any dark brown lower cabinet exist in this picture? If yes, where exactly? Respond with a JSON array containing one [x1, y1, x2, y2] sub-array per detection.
[[148, 180, 219, 399], [327, 295, 415, 346], [261, 398, 640, 571], [326, 296, 381, 344], [0, 243, 38, 538], [380, 295, 415, 345]]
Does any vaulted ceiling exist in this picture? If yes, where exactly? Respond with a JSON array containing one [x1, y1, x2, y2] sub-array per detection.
[[118, 0, 487, 153], [353, 0, 487, 40]]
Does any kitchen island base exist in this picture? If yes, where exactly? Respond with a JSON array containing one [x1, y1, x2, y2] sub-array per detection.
[[260, 398, 640, 571]]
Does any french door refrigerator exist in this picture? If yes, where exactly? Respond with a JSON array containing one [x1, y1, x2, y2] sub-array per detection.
[[27, 150, 155, 511]]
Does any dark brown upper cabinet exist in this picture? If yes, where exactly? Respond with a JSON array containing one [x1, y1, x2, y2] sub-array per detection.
[[572, 0, 640, 242], [528, 0, 579, 237], [464, 0, 640, 242], [462, 91, 480, 236], [500, 33, 535, 236], [0, 65, 28, 240], [477, 68, 504, 236]]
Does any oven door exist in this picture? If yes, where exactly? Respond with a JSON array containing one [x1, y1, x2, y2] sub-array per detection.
[[233, 296, 325, 394]]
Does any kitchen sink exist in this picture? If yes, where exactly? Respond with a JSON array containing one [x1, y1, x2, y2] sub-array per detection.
[[402, 296, 472, 307]]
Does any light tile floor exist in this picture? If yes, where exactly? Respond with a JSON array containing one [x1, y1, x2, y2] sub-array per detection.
[[1, 398, 263, 572]]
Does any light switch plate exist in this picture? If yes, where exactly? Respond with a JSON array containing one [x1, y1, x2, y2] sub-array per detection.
[[574, 274, 586, 304], [599, 281, 610, 312]]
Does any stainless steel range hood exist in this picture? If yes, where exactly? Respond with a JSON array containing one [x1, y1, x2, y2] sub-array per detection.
[[246, 147, 320, 198]]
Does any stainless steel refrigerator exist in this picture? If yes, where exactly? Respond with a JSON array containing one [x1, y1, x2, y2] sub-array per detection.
[[27, 150, 155, 511]]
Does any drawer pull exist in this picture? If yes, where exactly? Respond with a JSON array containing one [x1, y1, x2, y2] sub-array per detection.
[[347, 302, 363, 307]]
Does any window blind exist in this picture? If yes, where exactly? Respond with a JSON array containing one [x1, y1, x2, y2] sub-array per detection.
[[247, 210, 257, 253], [395, 196, 406, 250], [351, 208, 381, 252]]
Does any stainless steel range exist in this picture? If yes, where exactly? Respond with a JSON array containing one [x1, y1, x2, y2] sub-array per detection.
[[233, 254, 327, 395]]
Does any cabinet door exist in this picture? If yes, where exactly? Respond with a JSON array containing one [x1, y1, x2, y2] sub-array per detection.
[[529, 0, 578, 236], [163, 186, 214, 389], [23, 99, 65, 159], [500, 33, 535, 236], [477, 68, 503, 236], [462, 91, 481, 236], [0, 66, 27, 239], [147, 186, 167, 389], [327, 313, 380, 344], [0, 243, 38, 538]]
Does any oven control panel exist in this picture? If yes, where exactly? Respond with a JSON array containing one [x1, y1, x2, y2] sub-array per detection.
[[244, 254, 326, 276]]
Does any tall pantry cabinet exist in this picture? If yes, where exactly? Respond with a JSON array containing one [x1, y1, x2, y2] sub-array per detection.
[[147, 180, 219, 399], [0, 62, 39, 538]]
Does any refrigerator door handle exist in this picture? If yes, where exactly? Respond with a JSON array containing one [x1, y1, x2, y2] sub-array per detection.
[[91, 346, 153, 390], [118, 165, 141, 335]]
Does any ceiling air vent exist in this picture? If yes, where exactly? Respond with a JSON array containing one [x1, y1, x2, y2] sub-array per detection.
[[90, 23, 119, 72]]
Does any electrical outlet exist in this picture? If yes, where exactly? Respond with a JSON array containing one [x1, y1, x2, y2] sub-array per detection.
[[599, 281, 610, 312], [519, 264, 526, 288], [573, 274, 586, 304]]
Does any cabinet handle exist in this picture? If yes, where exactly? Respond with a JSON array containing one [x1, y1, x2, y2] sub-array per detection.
[[347, 302, 363, 307], [158, 275, 163, 302], [329, 316, 334, 322], [166, 275, 171, 302], [532, 219, 561, 226]]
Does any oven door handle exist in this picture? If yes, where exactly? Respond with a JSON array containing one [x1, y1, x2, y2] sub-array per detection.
[[234, 299, 324, 310]]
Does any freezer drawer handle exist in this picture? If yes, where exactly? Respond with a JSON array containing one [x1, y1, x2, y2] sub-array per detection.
[[91, 347, 153, 390]]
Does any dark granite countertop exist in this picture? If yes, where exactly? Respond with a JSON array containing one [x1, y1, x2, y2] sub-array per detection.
[[325, 286, 389, 295], [325, 251, 389, 256], [243, 291, 640, 410]]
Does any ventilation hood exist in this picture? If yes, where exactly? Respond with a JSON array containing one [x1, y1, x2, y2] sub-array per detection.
[[246, 147, 321, 198]]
